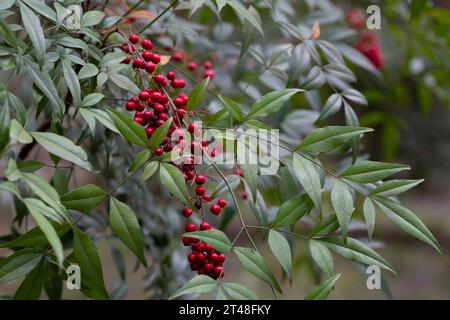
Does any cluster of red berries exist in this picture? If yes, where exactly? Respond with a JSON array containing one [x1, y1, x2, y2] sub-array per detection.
[[171, 50, 216, 79], [346, 9, 384, 70], [120, 34, 225, 279]]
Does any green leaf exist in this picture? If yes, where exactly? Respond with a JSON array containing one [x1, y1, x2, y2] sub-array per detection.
[[317, 94, 342, 122], [272, 194, 313, 227], [78, 63, 99, 80], [331, 179, 354, 243], [268, 230, 292, 278], [227, 0, 263, 35], [25, 61, 65, 117], [309, 214, 340, 237], [340, 161, 410, 183], [186, 77, 209, 111], [215, 0, 228, 12], [298, 126, 373, 154], [109, 197, 147, 266], [0, 20, 18, 49], [0, 0, 15, 10], [309, 239, 334, 278], [0, 249, 43, 284], [19, 2, 46, 61], [23, 198, 64, 266], [369, 179, 424, 197], [336, 43, 381, 77], [139, 161, 159, 184], [305, 274, 341, 300], [159, 162, 191, 206], [0, 181, 22, 199], [23, 196, 63, 223], [80, 108, 119, 133], [234, 247, 282, 292], [292, 153, 322, 210], [109, 73, 140, 95], [62, 60, 81, 107], [129, 149, 150, 173], [301, 66, 325, 90], [218, 95, 243, 121], [363, 197, 376, 241], [21, 0, 56, 22], [210, 174, 240, 199], [170, 275, 217, 299], [183, 230, 232, 253], [14, 258, 45, 300], [0, 98, 10, 152], [30, 132, 94, 172], [81, 93, 105, 107], [106, 107, 148, 146], [7, 93, 26, 126], [318, 237, 395, 273], [0, 223, 71, 248], [81, 10, 105, 27], [149, 117, 172, 147], [246, 89, 302, 119], [17, 160, 44, 173], [240, 163, 258, 202], [222, 283, 258, 300], [72, 227, 109, 300], [9, 119, 32, 144], [375, 198, 442, 254], [342, 89, 367, 105], [61, 184, 106, 212]]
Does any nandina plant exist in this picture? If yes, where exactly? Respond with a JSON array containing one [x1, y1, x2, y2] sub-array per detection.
[[0, 0, 442, 300]]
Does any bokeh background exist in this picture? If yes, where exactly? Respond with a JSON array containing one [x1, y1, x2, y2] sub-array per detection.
[[1, 0, 449, 299]]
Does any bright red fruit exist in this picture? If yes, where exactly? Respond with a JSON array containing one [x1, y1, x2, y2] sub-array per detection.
[[142, 39, 153, 50], [182, 207, 193, 217], [185, 223, 196, 232], [129, 34, 140, 44], [217, 198, 227, 208], [210, 204, 221, 215], [195, 174, 206, 185]]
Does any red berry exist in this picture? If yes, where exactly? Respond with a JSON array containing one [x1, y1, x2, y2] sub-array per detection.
[[125, 101, 136, 111], [176, 109, 186, 119], [174, 97, 184, 107], [204, 69, 215, 78], [197, 252, 207, 262], [209, 252, 219, 262], [153, 103, 164, 114], [202, 194, 211, 202], [199, 222, 210, 231], [150, 91, 162, 102], [129, 34, 140, 44], [154, 74, 166, 86], [172, 78, 186, 89], [214, 266, 223, 275], [187, 62, 197, 70], [195, 186, 205, 196], [167, 71, 176, 80], [159, 113, 169, 121], [122, 56, 131, 64], [210, 204, 221, 215], [210, 149, 217, 157], [173, 51, 183, 61], [204, 263, 213, 272], [188, 253, 197, 263], [218, 253, 225, 262], [188, 123, 197, 133], [144, 62, 156, 73], [138, 91, 150, 101], [145, 127, 154, 137], [241, 191, 248, 200], [182, 207, 193, 217], [150, 53, 161, 64], [142, 51, 153, 61], [155, 119, 165, 127], [164, 144, 173, 152], [217, 198, 227, 208], [142, 39, 153, 50], [134, 116, 145, 125], [133, 58, 145, 69], [155, 147, 163, 156], [185, 223, 196, 232], [182, 237, 192, 246], [204, 61, 212, 69], [142, 110, 153, 119], [195, 174, 206, 185]]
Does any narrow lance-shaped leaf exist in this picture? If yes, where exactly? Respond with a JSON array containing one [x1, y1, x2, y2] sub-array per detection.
[[183, 230, 232, 253], [234, 247, 282, 293], [221, 283, 258, 300], [292, 153, 322, 211], [340, 161, 410, 183], [309, 239, 334, 278], [0, 98, 10, 152], [305, 274, 341, 300], [106, 107, 148, 147], [369, 179, 424, 197], [218, 95, 244, 121], [170, 275, 217, 299], [9, 119, 33, 144], [139, 161, 159, 184], [129, 149, 150, 173], [0, 249, 43, 284], [331, 179, 354, 243], [186, 77, 209, 111], [61, 184, 107, 212], [20, 2, 46, 61], [272, 194, 313, 227], [14, 258, 45, 300], [109, 197, 147, 266], [30, 132, 94, 172], [268, 230, 292, 279], [363, 197, 376, 241], [62, 60, 82, 108], [149, 117, 173, 147], [245, 89, 303, 119], [159, 162, 191, 207]]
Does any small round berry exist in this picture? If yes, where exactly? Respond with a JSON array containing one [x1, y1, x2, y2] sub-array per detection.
[[172, 78, 186, 89], [204, 263, 213, 272], [241, 191, 248, 200], [121, 56, 131, 64], [138, 91, 150, 101], [133, 58, 145, 69], [218, 253, 225, 262], [182, 207, 193, 217], [150, 53, 161, 64], [155, 119, 165, 127], [172, 51, 183, 61], [202, 194, 211, 202], [195, 174, 206, 185], [217, 198, 227, 208], [145, 127, 154, 137], [125, 101, 136, 111], [209, 252, 219, 262], [144, 62, 156, 73], [182, 237, 192, 246], [150, 91, 162, 102], [142, 51, 153, 61], [199, 222, 210, 231], [164, 144, 173, 152], [204, 61, 212, 69], [185, 223, 196, 232], [210, 149, 217, 157], [197, 252, 207, 262], [187, 253, 197, 263], [142, 39, 154, 50], [134, 116, 145, 125], [204, 244, 213, 252], [210, 204, 221, 215], [187, 62, 197, 70], [195, 186, 205, 196], [214, 266, 223, 275], [142, 110, 153, 119], [136, 102, 145, 112], [153, 103, 164, 114], [154, 74, 166, 86], [129, 34, 140, 44], [174, 97, 185, 107], [176, 109, 186, 119], [155, 147, 164, 156], [167, 71, 176, 80], [188, 123, 197, 133], [204, 69, 215, 78]]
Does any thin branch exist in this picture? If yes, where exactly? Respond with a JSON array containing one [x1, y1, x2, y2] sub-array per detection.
[[138, 0, 178, 34]]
